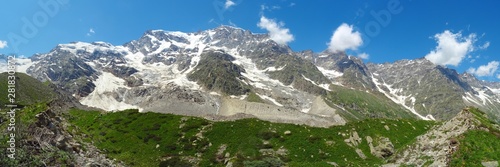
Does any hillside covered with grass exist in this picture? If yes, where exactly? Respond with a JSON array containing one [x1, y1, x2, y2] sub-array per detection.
[[0, 72, 55, 107], [324, 85, 415, 121], [67, 109, 436, 166]]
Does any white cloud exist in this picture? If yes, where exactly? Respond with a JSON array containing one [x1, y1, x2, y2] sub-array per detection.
[[260, 4, 281, 12], [425, 30, 477, 66], [260, 4, 267, 11], [257, 16, 294, 45], [225, 0, 236, 9], [87, 28, 95, 36], [0, 40, 7, 49], [358, 53, 369, 59], [289, 3, 296, 7], [467, 61, 499, 77], [497, 74, 500, 79], [479, 41, 490, 50], [327, 23, 363, 53]]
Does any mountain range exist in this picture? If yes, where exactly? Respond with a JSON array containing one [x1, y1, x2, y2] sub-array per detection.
[[2, 25, 498, 125]]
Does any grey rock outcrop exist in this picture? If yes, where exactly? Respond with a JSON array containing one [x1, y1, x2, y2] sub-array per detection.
[[388, 107, 484, 166], [482, 161, 499, 167], [28, 109, 123, 166], [368, 136, 394, 159]]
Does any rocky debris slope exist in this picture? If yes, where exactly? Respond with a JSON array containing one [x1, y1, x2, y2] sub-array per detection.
[[32, 109, 123, 166], [216, 98, 345, 127], [307, 96, 347, 125]]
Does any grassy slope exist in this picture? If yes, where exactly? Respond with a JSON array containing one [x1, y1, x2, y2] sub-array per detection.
[[0, 72, 55, 107], [67, 109, 435, 167], [324, 85, 415, 121], [451, 130, 500, 166]]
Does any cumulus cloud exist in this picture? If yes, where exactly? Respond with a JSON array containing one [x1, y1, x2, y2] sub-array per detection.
[[0, 40, 7, 49], [225, 0, 236, 9], [327, 23, 363, 53], [358, 53, 369, 59], [467, 61, 499, 77], [257, 16, 294, 45], [425, 30, 477, 66]]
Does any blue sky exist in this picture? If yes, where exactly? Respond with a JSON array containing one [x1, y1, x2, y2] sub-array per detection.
[[1, 0, 500, 81]]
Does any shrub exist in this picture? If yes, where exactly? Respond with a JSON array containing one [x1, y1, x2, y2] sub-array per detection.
[[259, 143, 273, 149], [165, 144, 177, 151], [307, 135, 321, 143], [258, 131, 279, 140], [183, 144, 194, 151], [113, 118, 122, 124], [143, 134, 161, 143], [181, 124, 200, 132]]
